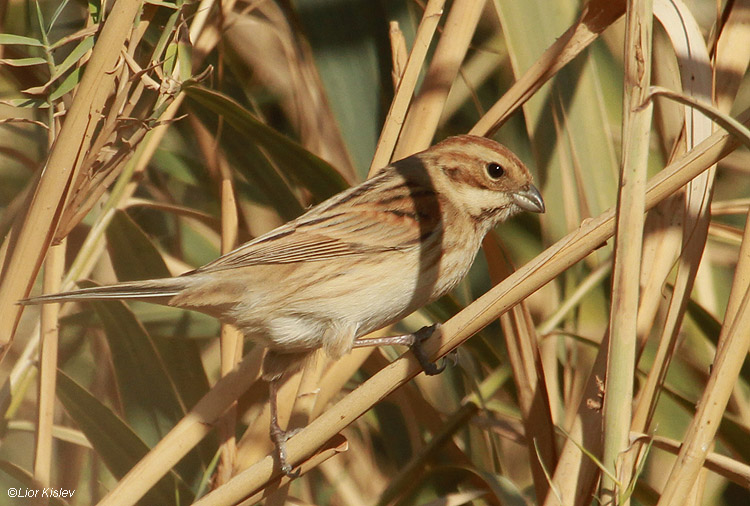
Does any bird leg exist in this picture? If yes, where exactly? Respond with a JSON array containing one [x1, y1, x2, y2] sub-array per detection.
[[268, 378, 301, 477], [351, 323, 451, 376], [266, 325, 449, 476]]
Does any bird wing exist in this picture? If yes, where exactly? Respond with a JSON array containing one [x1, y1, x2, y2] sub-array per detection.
[[194, 173, 443, 273]]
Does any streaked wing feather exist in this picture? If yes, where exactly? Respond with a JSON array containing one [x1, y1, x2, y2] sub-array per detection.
[[203, 234, 376, 269], [196, 170, 441, 272], [198, 222, 411, 271]]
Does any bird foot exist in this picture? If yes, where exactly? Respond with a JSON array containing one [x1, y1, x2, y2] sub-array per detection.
[[410, 324, 453, 376]]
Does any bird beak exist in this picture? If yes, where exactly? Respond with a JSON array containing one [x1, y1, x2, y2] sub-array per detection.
[[512, 184, 545, 213]]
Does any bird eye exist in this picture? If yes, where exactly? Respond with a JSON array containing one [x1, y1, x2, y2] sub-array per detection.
[[486, 162, 505, 179]]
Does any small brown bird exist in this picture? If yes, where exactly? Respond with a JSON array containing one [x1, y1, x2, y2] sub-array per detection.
[[22, 134, 544, 475]]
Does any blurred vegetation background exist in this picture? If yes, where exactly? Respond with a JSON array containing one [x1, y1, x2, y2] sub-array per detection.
[[0, 0, 749, 505]]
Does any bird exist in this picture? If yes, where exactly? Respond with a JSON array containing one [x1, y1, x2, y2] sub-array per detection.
[[21, 134, 545, 475]]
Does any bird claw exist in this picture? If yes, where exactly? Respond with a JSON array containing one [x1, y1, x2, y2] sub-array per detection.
[[271, 426, 302, 477], [410, 324, 450, 376], [282, 463, 301, 479]]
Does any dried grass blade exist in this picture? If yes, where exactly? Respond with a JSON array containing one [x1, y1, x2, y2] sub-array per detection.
[[630, 433, 750, 489], [713, 0, 750, 113]]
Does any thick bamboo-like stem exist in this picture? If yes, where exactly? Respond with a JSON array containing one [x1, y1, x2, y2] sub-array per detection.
[[91, 108, 748, 506], [0, 0, 144, 355], [601, 1, 653, 503]]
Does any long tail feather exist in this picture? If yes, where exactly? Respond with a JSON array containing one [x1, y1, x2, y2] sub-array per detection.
[[19, 278, 189, 305]]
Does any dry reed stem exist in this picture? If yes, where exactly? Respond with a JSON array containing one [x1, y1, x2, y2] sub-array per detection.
[[539, 112, 747, 505], [388, 21, 408, 91], [602, 2, 653, 501], [538, 262, 611, 337], [234, 367, 303, 469], [393, 0, 486, 157], [633, 9, 750, 486], [629, 433, 750, 489], [441, 44, 506, 123], [634, 196, 682, 357], [713, 0, 750, 113], [0, 0, 205, 413], [724, 215, 750, 333], [542, 339, 607, 506], [500, 303, 556, 500], [317, 457, 370, 506], [370, 0, 445, 173], [32, 240, 65, 488], [312, 348, 373, 418], [93, 350, 262, 506], [0, 0, 143, 355], [712, 0, 750, 330], [553, 108, 586, 235], [471, 0, 626, 135], [265, 356, 327, 505]]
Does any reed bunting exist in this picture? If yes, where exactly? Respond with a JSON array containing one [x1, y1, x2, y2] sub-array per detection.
[[22, 134, 545, 475]]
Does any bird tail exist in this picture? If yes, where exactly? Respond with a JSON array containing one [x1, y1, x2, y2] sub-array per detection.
[[19, 278, 189, 305]]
